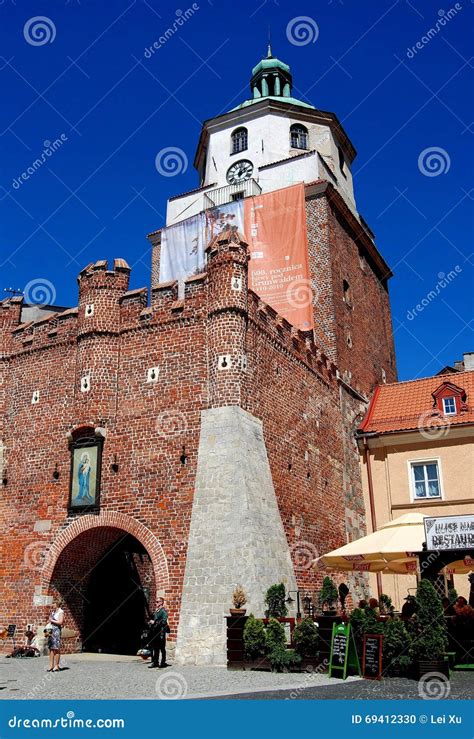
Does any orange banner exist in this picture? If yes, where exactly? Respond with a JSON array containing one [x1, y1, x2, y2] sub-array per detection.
[[244, 184, 313, 330]]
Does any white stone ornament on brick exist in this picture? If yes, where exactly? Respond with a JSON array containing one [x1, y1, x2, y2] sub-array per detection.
[[147, 366, 160, 383], [31, 390, 40, 404], [231, 275, 242, 292], [238, 354, 248, 372], [80, 375, 91, 393], [85, 304, 94, 317], [218, 355, 232, 370]]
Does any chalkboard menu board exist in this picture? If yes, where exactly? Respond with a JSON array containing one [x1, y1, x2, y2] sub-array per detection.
[[328, 623, 360, 679], [332, 630, 348, 667], [7, 625, 16, 638], [363, 634, 383, 680]]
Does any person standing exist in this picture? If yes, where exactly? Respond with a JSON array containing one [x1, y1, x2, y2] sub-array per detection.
[[148, 597, 169, 668], [47, 599, 64, 672]]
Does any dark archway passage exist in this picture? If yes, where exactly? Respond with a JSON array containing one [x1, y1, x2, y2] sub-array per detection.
[[50, 527, 155, 655], [82, 535, 152, 655]]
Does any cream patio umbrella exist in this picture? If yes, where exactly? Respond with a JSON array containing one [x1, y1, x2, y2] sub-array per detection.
[[313, 513, 427, 574]]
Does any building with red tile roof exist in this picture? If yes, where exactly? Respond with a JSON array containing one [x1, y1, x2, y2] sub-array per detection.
[[356, 360, 474, 610]]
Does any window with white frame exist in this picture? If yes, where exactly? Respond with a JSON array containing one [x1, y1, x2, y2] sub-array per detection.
[[411, 461, 442, 499], [442, 396, 456, 415]]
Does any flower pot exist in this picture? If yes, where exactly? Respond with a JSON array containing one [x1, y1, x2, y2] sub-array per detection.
[[230, 608, 247, 616]]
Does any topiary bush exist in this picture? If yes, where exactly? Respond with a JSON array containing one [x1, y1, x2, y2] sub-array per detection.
[[264, 584, 288, 618], [292, 617, 319, 657], [318, 577, 338, 612], [410, 580, 448, 661], [267, 646, 301, 672], [350, 606, 384, 660], [447, 587, 458, 605], [349, 608, 367, 659], [379, 593, 394, 616], [383, 617, 412, 675], [243, 614, 266, 660], [265, 618, 286, 652]]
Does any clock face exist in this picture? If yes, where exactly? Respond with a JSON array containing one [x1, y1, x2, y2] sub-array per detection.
[[226, 159, 253, 185]]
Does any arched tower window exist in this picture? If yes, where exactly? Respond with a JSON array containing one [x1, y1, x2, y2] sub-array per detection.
[[231, 127, 248, 154], [290, 124, 309, 150]]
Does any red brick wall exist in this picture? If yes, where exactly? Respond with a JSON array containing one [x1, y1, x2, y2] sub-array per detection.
[[0, 207, 395, 645], [306, 191, 397, 397]]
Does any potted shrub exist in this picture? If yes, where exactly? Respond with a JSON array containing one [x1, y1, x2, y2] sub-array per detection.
[[264, 583, 288, 618], [379, 593, 394, 616], [318, 577, 338, 614], [243, 614, 266, 661], [383, 617, 412, 676], [350, 605, 384, 661], [410, 580, 448, 678], [292, 617, 318, 657], [265, 618, 301, 672], [230, 584, 247, 616]]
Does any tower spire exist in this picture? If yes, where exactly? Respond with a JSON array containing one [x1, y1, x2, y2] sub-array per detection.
[[267, 25, 272, 58]]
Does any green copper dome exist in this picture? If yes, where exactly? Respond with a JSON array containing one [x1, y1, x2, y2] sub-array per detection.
[[251, 55, 290, 76], [232, 45, 314, 111]]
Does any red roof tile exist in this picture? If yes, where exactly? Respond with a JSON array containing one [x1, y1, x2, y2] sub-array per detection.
[[359, 371, 474, 434]]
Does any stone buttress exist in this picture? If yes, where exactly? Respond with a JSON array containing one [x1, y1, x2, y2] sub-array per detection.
[[175, 230, 298, 665]]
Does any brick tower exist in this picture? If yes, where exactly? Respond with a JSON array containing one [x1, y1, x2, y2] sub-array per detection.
[[0, 49, 396, 666]]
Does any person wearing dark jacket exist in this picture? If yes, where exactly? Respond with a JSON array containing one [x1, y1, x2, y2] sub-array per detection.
[[148, 598, 169, 668]]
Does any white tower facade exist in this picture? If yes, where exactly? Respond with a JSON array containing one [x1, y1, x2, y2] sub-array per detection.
[[166, 48, 358, 226]]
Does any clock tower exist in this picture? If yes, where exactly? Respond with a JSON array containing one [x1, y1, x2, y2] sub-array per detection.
[[165, 45, 358, 226], [151, 46, 397, 400]]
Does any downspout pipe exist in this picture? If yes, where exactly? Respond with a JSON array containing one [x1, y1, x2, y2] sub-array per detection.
[[362, 435, 382, 598]]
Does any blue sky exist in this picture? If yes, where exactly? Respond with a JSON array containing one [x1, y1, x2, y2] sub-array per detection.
[[0, 0, 472, 380]]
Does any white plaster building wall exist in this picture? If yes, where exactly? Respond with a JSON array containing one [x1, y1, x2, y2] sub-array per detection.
[[166, 187, 214, 225], [328, 134, 356, 211], [257, 151, 319, 191], [165, 152, 321, 225], [203, 111, 335, 190], [165, 109, 357, 225]]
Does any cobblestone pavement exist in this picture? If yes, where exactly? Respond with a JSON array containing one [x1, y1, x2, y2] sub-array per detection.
[[0, 655, 360, 700], [209, 672, 474, 700], [0, 656, 472, 700]]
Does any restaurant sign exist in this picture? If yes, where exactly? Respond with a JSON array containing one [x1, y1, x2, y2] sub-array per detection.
[[424, 514, 474, 551]]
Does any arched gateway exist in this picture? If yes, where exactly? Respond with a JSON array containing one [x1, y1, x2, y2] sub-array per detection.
[[41, 513, 169, 655]]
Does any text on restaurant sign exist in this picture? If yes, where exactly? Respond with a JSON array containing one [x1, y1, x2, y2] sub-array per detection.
[[424, 514, 474, 551]]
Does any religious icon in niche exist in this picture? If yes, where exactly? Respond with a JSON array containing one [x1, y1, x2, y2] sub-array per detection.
[[69, 437, 103, 511]]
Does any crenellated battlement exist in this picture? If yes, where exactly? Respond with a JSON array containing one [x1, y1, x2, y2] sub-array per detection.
[[249, 292, 338, 386], [0, 239, 342, 393]]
